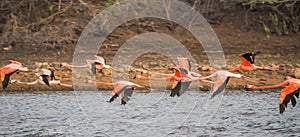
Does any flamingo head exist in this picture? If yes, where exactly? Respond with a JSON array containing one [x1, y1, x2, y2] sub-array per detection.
[[284, 75, 295, 80], [244, 84, 254, 90], [60, 63, 69, 67], [18, 67, 29, 72], [9, 60, 22, 65]]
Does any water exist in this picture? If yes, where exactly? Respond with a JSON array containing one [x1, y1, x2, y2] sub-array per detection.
[[0, 91, 299, 137]]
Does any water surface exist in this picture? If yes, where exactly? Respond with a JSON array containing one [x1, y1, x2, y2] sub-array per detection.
[[0, 91, 299, 137]]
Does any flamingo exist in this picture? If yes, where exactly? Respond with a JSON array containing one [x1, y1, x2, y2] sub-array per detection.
[[245, 76, 300, 114], [200, 69, 265, 99], [134, 57, 209, 97], [228, 51, 283, 72], [88, 80, 143, 104], [11, 68, 72, 87], [60, 55, 111, 75], [0, 60, 28, 89]]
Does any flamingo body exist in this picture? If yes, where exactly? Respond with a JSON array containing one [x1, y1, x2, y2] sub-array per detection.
[[246, 77, 300, 113], [0, 60, 28, 89]]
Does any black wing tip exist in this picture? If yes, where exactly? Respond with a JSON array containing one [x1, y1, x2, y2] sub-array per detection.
[[2, 83, 8, 89], [91, 63, 96, 75], [121, 99, 127, 105], [279, 104, 285, 114], [210, 92, 218, 99], [41, 75, 50, 86], [170, 92, 176, 97]]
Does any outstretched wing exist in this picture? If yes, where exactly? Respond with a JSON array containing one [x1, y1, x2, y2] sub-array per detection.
[[2, 70, 18, 89], [95, 55, 106, 64], [178, 58, 191, 71], [279, 87, 300, 114], [91, 62, 96, 75], [241, 51, 260, 65], [121, 88, 134, 105], [170, 80, 192, 97], [50, 70, 55, 80], [178, 81, 191, 96], [108, 84, 127, 103], [170, 80, 180, 97], [210, 73, 230, 99], [41, 75, 50, 86]]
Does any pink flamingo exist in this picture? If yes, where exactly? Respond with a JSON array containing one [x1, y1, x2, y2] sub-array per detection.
[[88, 80, 143, 104], [0, 60, 28, 89], [245, 76, 300, 113], [11, 69, 72, 87], [61, 55, 112, 75], [206, 52, 283, 72], [134, 58, 208, 97]]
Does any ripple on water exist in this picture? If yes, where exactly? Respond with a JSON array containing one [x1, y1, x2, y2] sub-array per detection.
[[0, 90, 299, 136]]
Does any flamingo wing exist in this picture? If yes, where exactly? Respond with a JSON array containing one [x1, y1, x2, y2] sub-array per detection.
[[95, 55, 106, 64], [170, 80, 180, 97], [178, 58, 191, 71], [2, 70, 18, 89], [108, 84, 127, 103], [295, 89, 300, 98], [279, 87, 300, 114], [50, 70, 55, 80], [41, 75, 50, 86], [241, 51, 260, 64], [170, 80, 192, 97], [177, 81, 192, 96], [211, 73, 230, 99], [91, 62, 96, 75], [121, 88, 134, 105]]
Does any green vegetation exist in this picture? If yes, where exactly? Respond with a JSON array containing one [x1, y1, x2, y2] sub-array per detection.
[[226, 0, 299, 35]]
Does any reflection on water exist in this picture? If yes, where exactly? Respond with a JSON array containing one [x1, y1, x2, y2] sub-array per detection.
[[0, 91, 299, 136]]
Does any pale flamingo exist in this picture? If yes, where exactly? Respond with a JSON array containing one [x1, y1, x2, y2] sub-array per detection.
[[88, 80, 143, 104], [61, 55, 123, 75], [0, 60, 28, 89], [245, 76, 300, 114], [11, 68, 72, 87], [200, 69, 265, 99]]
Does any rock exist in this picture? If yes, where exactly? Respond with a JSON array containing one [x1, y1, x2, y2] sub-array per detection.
[[200, 65, 211, 71], [294, 68, 300, 78], [102, 69, 112, 76], [142, 64, 149, 69], [35, 62, 50, 68]]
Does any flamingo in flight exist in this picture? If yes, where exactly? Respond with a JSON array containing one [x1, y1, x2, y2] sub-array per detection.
[[228, 51, 283, 71], [0, 60, 28, 89], [245, 76, 300, 114], [207, 52, 282, 72], [61, 55, 112, 75], [11, 68, 72, 87], [134, 57, 209, 97], [200, 69, 265, 99], [88, 80, 143, 104]]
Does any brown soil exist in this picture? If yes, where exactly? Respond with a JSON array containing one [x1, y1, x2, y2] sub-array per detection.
[[0, 1, 299, 92]]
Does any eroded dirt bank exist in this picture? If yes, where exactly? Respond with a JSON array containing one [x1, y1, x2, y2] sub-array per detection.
[[0, 0, 299, 91]]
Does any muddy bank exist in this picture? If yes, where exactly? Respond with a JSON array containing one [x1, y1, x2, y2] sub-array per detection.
[[2, 26, 300, 92], [0, 0, 299, 92]]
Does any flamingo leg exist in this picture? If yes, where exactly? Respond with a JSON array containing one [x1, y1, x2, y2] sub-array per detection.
[[255, 65, 282, 71], [14, 79, 40, 85], [134, 75, 174, 81]]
